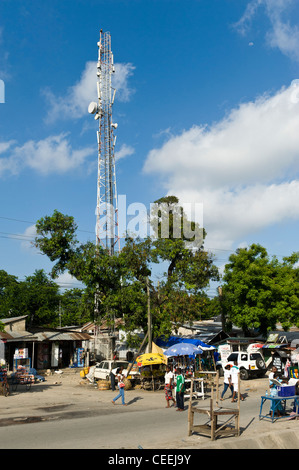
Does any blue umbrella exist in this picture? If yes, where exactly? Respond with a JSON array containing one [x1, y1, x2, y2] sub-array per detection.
[[164, 342, 203, 357]]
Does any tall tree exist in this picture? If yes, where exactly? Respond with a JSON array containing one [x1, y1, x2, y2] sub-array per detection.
[[221, 244, 299, 336], [34, 197, 220, 340], [0, 269, 60, 327]]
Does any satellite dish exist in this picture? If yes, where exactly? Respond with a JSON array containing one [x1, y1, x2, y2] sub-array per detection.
[[88, 102, 98, 114], [111, 122, 118, 129]]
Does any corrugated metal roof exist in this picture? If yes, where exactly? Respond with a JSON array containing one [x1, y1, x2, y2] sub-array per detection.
[[1, 329, 91, 342], [29, 330, 91, 342], [0, 330, 37, 342], [0, 315, 28, 324]]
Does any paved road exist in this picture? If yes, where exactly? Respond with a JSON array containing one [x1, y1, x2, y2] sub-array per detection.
[[0, 374, 298, 449], [0, 403, 192, 449]]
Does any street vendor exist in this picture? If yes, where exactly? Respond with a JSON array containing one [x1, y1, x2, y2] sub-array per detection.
[[164, 365, 176, 408]]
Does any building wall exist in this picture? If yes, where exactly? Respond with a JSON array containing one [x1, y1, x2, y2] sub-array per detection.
[[4, 318, 26, 333]]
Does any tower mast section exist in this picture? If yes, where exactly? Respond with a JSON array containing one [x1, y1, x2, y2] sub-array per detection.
[[88, 30, 120, 256]]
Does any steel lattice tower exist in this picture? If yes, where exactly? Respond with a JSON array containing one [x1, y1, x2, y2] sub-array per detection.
[[88, 30, 120, 256]]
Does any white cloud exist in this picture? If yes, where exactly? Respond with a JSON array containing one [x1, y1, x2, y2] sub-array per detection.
[[234, 0, 299, 61], [0, 134, 94, 177], [0, 140, 15, 155], [143, 83, 299, 250], [115, 143, 135, 162], [43, 61, 135, 123], [56, 271, 83, 290], [19, 225, 37, 251]]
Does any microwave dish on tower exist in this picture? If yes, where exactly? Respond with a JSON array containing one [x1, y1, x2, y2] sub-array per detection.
[[88, 30, 120, 256]]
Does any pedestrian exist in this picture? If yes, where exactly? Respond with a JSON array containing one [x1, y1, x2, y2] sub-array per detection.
[[220, 364, 233, 400], [111, 367, 127, 406], [175, 368, 185, 411], [110, 366, 118, 392], [269, 366, 278, 385], [231, 361, 244, 402], [164, 365, 176, 408]]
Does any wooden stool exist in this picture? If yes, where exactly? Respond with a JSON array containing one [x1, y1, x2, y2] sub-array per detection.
[[188, 374, 240, 441]]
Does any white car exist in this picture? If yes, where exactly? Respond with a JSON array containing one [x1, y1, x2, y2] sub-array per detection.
[[94, 360, 139, 381], [219, 351, 267, 380]]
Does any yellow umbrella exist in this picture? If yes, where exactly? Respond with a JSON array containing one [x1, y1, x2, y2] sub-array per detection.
[[136, 352, 168, 366]]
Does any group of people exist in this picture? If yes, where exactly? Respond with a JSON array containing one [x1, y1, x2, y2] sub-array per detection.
[[221, 361, 244, 402], [110, 360, 247, 409], [164, 366, 186, 411]]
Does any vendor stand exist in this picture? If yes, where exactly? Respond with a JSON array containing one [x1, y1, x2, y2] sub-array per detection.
[[137, 353, 167, 391], [164, 343, 205, 399], [11, 366, 35, 392], [0, 360, 9, 396]]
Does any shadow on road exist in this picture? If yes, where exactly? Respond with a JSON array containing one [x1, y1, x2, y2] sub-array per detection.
[[127, 396, 144, 405]]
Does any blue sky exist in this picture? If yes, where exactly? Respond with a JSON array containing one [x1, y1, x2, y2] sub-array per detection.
[[1, 0, 299, 297]]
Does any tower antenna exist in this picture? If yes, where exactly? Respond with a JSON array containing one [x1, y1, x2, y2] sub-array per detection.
[[88, 30, 120, 256]]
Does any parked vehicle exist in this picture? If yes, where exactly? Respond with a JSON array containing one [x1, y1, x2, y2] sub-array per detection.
[[94, 359, 140, 382], [217, 351, 267, 380]]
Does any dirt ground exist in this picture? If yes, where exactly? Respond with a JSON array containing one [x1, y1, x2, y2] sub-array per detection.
[[1, 369, 299, 449]]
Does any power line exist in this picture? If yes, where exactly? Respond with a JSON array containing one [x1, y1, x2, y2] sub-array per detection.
[[0, 215, 94, 234]]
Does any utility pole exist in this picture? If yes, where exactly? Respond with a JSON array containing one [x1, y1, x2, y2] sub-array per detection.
[[217, 286, 225, 331]]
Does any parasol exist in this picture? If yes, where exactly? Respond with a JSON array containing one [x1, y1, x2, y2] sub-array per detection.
[[136, 353, 168, 366], [164, 342, 203, 357]]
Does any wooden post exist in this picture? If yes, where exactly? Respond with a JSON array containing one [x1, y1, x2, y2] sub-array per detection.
[[146, 277, 152, 354], [216, 370, 219, 404], [211, 350, 216, 371], [237, 373, 240, 436], [188, 378, 194, 436], [126, 331, 148, 377], [210, 397, 215, 441]]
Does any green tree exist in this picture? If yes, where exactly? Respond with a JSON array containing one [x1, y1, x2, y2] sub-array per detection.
[[0, 269, 61, 327], [0, 270, 20, 316], [59, 288, 92, 327], [18, 270, 61, 327], [221, 244, 299, 336], [34, 197, 220, 341]]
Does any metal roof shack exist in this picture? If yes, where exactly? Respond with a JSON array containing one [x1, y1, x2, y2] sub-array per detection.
[[0, 315, 37, 343], [28, 328, 91, 342]]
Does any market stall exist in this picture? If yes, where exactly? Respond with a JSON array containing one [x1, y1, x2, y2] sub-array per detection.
[[11, 366, 35, 392], [0, 360, 9, 396], [164, 342, 205, 399], [156, 336, 216, 375], [136, 353, 167, 391]]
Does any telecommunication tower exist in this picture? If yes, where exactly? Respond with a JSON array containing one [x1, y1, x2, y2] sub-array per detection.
[[88, 30, 120, 255]]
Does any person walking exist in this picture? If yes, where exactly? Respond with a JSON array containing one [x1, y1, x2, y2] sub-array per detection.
[[175, 368, 185, 411], [220, 364, 233, 400], [231, 361, 244, 402], [164, 366, 176, 408], [111, 367, 127, 406]]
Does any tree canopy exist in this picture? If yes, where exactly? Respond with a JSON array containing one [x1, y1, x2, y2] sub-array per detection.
[[221, 243, 299, 336], [33, 196, 220, 342]]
